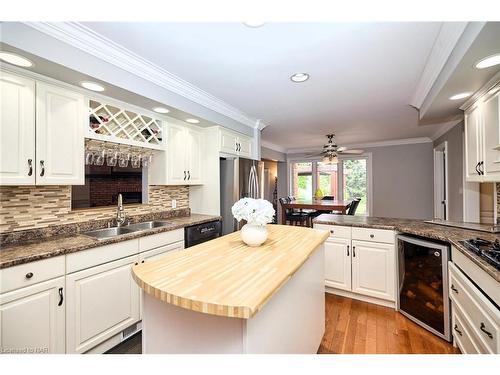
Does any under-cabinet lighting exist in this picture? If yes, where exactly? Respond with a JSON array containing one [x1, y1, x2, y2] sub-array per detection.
[[81, 81, 105, 92], [153, 107, 170, 114], [0, 52, 33, 67], [449, 92, 472, 101], [475, 53, 500, 69]]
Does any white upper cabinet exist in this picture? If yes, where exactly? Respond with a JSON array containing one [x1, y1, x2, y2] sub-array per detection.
[[149, 120, 204, 185], [0, 71, 86, 186], [464, 84, 500, 182], [36, 82, 85, 185], [218, 127, 252, 158], [0, 71, 36, 185]]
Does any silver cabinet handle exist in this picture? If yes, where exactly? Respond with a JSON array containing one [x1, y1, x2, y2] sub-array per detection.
[[347, 245, 350, 257], [454, 324, 462, 336], [352, 246, 356, 257], [480, 323, 493, 339], [58, 287, 64, 306], [183, 171, 186, 181], [28, 159, 33, 176], [451, 284, 458, 294], [188, 170, 191, 180], [39, 160, 45, 177], [25, 272, 33, 279]]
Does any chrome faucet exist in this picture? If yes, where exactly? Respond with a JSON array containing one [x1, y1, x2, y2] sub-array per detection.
[[116, 194, 126, 227]]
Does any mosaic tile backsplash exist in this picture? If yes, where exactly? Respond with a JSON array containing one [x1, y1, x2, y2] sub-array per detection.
[[0, 185, 189, 233]]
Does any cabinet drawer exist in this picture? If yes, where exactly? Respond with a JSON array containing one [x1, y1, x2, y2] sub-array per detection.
[[452, 306, 486, 354], [352, 227, 394, 244], [139, 229, 184, 252], [0, 256, 65, 293], [139, 240, 184, 263], [66, 239, 139, 273], [449, 262, 499, 353], [314, 224, 351, 239]]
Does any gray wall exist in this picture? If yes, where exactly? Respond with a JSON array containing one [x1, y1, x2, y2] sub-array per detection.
[[368, 142, 434, 220], [261, 147, 286, 162], [433, 122, 464, 222], [286, 141, 435, 220]]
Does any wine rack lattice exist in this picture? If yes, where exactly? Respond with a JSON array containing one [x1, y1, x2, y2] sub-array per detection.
[[87, 99, 164, 150]]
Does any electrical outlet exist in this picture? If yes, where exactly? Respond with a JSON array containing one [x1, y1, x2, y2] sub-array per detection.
[[172, 199, 177, 209]]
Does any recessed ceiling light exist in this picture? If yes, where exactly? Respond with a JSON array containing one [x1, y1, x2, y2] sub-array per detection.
[[0, 52, 33, 67], [185, 118, 200, 124], [449, 92, 473, 101], [290, 73, 310, 83], [153, 107, 170, 114], [243, 21, 265, 28], [475, 53, 500, 69], [81, 81, 105, 92]]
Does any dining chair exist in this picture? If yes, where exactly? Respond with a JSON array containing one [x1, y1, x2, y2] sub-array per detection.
[[279, 197, 309, 226], [347, 198, 361, 215]]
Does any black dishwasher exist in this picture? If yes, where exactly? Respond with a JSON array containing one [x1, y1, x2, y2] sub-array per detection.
[[184, 220, 222, 248]]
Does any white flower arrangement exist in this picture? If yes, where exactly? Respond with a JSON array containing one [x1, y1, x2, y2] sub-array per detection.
[[231, 198, 275, 226]]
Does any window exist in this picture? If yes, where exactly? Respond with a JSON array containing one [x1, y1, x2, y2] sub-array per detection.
[[289, 156, 370, 215], [291, 162, 312, 200]]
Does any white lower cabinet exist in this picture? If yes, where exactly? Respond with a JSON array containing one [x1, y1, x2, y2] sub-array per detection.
[[324, 238, 351, 291], [65, 255, 140, 354], [315, 224, 396, 304], [0, 276, 65, 354], [351, 240, 395, 301]]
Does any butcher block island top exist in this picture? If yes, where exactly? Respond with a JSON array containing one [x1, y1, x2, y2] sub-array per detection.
[[132, 224, 329, 319]]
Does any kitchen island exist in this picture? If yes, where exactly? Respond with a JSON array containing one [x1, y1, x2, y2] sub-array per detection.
[[132, 224, 329, 354]]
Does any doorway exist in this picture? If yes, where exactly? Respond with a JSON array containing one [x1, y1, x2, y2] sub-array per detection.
[[433, 142, 449, 220]]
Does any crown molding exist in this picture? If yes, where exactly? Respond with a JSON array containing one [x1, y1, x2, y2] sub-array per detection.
[[410, 22, 468, 110], [430, 118, 464, 141], [460, 71, 500, 111], [286, 137, 433, 154], [24, 22, 262, 130], [261, 140, 286, 153]]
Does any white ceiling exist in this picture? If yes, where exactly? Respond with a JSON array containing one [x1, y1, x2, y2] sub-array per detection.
[[81, 22, 445, 150]]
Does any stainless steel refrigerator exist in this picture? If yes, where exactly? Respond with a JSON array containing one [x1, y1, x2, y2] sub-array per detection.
[[220, 157, 264, 235]]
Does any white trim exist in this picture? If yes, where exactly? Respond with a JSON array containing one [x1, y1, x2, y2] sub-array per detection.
[[25, 22, 262, 131], [261, 140, 286, 153], [285, 137, 432, 154], [410, 22, 468, 109], [460, 72, 500, 111], [433, 141, 449, 220], [325, 287, 395, 309], [430, 118, 463, 141]]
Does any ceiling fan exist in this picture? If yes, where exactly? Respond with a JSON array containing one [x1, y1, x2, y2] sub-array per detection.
[[306, 134, 364, 163]]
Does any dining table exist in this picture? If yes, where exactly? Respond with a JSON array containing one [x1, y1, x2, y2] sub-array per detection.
[[281, 199, 352, 225]]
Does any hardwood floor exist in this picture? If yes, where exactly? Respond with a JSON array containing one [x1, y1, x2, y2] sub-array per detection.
[[318, 294, 459, 354], [106, 294, 459, 354]]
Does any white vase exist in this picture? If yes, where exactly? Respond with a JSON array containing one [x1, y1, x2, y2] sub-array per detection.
[[240, 223, 268, 247]]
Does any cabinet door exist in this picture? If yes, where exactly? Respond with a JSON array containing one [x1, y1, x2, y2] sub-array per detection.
[[465, 105, 482, 181], [238, 135, 252, 158], [351, 240, 395, 301], [36, 82, 85, 185], [482, 92, 500, 180], [324, 238, 351, 291], [167, 123, 188, 184], [186, 127, 203, 184], [0, 277, 65, 353], [65, 255, 140, 353], [0, 71, 35, 185], [219, 128, 238, 155]]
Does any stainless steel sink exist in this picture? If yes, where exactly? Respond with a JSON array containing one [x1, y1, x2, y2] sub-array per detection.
[[82, 227, 136, 240], [125, 221, 174, 231]]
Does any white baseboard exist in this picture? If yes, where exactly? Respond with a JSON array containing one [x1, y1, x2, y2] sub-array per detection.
[[325, 287, 396, 309]]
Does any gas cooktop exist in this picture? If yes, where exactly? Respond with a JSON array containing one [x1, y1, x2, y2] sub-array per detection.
[[460, 238, 500, 270]]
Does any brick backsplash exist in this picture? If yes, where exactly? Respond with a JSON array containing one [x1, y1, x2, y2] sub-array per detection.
[[0, 185, 189, 233]]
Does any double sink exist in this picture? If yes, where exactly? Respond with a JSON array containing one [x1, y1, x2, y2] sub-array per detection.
[[82, 221, 175, 240]]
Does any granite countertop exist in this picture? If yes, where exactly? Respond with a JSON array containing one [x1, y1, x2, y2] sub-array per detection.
[[314, 214, 500, 283], [0, 214, 221, 269]]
